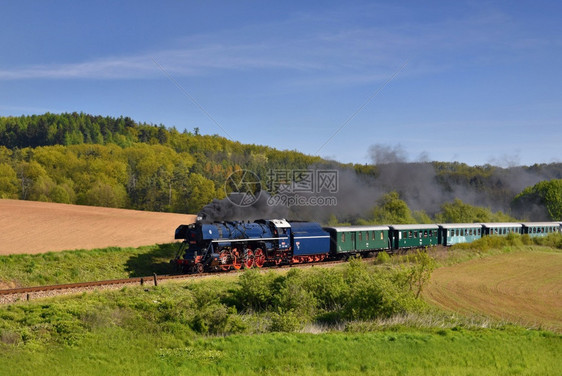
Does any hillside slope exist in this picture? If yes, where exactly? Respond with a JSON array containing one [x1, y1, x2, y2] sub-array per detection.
[[0, 199, 195, 255]]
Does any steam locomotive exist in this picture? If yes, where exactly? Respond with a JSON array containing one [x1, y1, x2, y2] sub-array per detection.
[[172, 218, 561, 273]]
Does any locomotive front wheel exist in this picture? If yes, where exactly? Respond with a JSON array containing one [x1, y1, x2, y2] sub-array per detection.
[[254, 248, 265, 268], [195, 263, 204, 274]]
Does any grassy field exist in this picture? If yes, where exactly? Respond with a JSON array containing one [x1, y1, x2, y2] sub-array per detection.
[[0, 243, 178, 288], [1, 237, 561, 375], [1, 328, 560, 375], [424, 250, 562, 332]]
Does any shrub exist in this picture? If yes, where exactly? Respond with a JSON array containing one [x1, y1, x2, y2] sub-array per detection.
[[375, 251, 391, 264], [234, 270, 282, 312], [269, 310, 303, 332], [274, 270, 318, 319], [191, 304, 246, 335]]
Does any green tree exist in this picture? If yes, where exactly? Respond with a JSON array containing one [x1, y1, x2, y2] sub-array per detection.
[[79, 181, 128, 208], [180, 173, 219, 214], [512, 179, 562, 220], [404, 250, 437, 299], [367, 192, 416, 224], [0, 163, 19, 198], [435, 198, 514, 223]]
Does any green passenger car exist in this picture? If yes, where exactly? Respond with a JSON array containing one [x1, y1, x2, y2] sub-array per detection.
[[389, 224, 439, 250], [522, 222, 560, 237], [438, 223, 482, 246], [324, 226, 390, 255]]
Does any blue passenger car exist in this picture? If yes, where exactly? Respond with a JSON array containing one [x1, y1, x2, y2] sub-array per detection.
[[481, 223, 522, 236], [521, 222, 560, 237], [438, 223, 482, 246]]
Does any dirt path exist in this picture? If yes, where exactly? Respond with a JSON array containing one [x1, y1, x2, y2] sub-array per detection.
[[424, 251, 562, 332], [0, 199, 195, 255]]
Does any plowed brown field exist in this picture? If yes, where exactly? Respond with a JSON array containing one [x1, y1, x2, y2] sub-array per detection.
[[424, 251, 562, 332], [0, 199, 195, 255]]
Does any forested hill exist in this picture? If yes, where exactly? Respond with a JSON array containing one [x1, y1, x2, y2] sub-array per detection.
[[0, 112, 326, 213], [0, 112, 561, 221]]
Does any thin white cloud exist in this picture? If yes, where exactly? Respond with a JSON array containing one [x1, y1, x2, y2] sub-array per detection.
[[0, 5, 549, 83]]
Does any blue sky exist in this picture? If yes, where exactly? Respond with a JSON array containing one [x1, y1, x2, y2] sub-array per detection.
[[1, 1, 560, 166]]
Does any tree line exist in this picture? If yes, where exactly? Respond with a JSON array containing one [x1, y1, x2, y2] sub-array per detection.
[[0, 112, 561, 221]]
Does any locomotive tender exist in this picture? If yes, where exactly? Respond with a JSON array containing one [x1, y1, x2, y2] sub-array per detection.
[[172, 219, 561, 273]]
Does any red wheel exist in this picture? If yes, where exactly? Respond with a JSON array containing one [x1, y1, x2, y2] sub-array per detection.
[[243, 249, 254, 269], [219, 250, 231, 271], [195, 263, 204, 274], [232, 248, 242, 270], [254, 248, 265, 268]]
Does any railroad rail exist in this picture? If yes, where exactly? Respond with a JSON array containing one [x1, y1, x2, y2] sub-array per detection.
[[0, 259, 346, 304]]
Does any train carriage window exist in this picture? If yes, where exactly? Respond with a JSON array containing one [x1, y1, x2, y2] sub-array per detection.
[[414, 231, 418, 238], [358, 232, 362, 241], [380, 232, 384, 240], [341, 233, 345, 242], [424, 230, 428, 238]]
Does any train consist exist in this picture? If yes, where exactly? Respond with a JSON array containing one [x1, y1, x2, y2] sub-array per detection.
[[172, 219, 561, 273]]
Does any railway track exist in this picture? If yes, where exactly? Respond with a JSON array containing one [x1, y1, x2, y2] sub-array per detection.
[[0, 259, 346, 305]]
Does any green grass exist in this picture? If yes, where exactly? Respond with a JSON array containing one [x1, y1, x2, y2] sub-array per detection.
[[0, 243, 178, 287], [1, 326, 560, 375]]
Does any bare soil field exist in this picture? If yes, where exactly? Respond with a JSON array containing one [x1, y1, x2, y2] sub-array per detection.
[[424, 251, 562, 332], [0, 199, 195, 255]]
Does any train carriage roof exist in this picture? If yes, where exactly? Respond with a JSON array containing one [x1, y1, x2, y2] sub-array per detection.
[[438, 223, 483, 229], [324, 225, 389, 232], [389, 224, 439, 230], [520, 222, 560, 227], [480, 222, 523, 228]]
